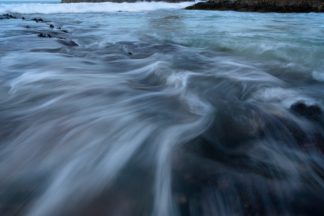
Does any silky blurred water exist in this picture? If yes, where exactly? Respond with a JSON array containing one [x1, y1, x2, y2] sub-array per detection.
[[0, 1, 324, 216]]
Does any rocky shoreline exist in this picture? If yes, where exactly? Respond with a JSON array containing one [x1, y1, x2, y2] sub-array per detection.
[[186, 0, 324, 12], [0, 13, 78, 46]]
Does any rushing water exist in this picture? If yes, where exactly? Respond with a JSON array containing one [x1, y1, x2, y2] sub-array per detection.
[[1, 1, 324, 216]]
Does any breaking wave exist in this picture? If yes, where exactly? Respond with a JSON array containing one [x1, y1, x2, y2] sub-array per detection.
[[0, 2, 194, 14]]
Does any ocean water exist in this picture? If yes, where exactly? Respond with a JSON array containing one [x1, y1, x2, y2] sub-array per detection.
[[1, 1, 324, 216]]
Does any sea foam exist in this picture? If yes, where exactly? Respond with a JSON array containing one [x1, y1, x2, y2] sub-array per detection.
[[0, 2, 194, 14]]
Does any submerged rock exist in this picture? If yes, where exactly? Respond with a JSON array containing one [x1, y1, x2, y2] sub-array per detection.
[[38, 33, 53, 38], [58, 39, 79, 47], [186, 0, 324, 12], [0, 14, 17, 19], [290, 101, 322, 120], [32, 18, 45, 23]]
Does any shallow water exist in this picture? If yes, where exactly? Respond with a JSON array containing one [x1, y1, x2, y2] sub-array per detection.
[[0, 1, 324, 216]]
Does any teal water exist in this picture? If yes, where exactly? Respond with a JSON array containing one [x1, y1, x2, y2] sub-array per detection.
[[1, 2, 324, 216]]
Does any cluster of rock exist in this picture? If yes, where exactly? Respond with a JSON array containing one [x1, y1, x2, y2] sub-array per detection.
[[0, 13, 78, 47], [186, 0, 324, 12]]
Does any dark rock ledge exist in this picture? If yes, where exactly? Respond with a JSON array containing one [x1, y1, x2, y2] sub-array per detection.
[[186, 0, 324, 12]]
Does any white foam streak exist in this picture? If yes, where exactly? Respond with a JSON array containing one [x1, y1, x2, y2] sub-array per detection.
[[0, 2, 194, 14], [312, 70, 324, 82]]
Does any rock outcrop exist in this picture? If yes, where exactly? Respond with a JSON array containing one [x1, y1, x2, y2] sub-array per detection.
[[186, 0, 324, 12]]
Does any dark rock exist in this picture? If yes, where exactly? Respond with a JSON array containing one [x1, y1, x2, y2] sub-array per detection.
[[8, 14, 16, 19], [49, 24, 55, 29], [201, 104, 266, 151], [58, 39, 79, 47], [186, 0, 324, 13], [1, 14, 17, 19], [32, 18, 44, 23], [290, 101, 322, 120], [25, 25, 31, 29], [38, 33, 52, 38], [61, 29, 69, 33], [128, 52, 133, 55]]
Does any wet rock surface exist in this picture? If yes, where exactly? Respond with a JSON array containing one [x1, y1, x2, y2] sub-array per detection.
[[186, 0, 324, 12], [291, 101, 322, 120], [0, 13, 78, 47], [38, 32, 53, 38], [0, 14, 18, 19]]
